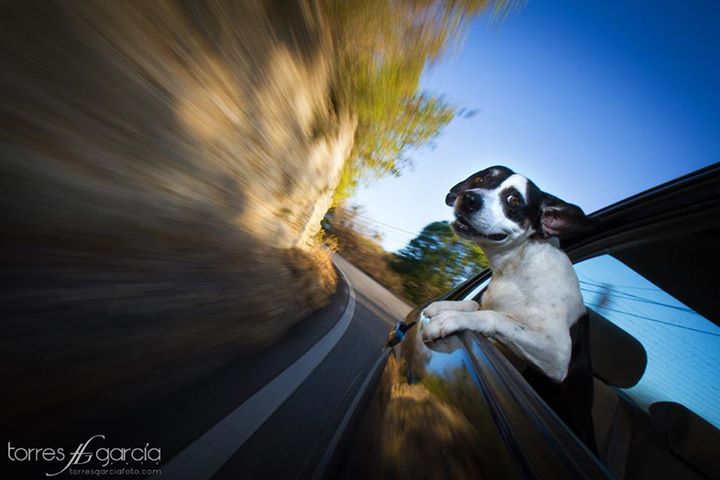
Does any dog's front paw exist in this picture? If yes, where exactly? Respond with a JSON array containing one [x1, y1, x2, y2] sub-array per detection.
[[422, 311, 464, 342], [422, 301, 448, 319]]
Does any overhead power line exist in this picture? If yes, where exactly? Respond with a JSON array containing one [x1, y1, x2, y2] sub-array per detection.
[[587, 303, 720, 338], [580, 284, 697, 314], [352, 213, 420, 236], [579, 275, 663, 292]]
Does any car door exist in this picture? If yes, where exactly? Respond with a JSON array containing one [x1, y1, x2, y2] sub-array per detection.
[[319, 163, 719, 480]]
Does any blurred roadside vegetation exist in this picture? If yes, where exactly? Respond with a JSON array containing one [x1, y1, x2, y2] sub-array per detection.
[[322, 0, 511, 203], [321, 206, 408, 298], [0, 0, 507, 443], [392, 220, 489, 304], [324, 206, 488, 305]]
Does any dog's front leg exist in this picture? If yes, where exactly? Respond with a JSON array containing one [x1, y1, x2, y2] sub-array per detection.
[[422, 310, 571, 382], [422, 300, 479, 319]]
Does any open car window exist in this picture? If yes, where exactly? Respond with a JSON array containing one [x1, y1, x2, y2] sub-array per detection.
[[462, 277, 491, 303], [574, 254, 720, 428], [459, 249, 720, 430]]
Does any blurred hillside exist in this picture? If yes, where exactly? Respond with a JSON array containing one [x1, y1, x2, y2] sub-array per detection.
[[0, 0, 500, 439], [0, 0, 349, 438]]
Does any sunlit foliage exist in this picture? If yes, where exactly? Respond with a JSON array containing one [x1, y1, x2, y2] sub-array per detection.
[[391, 221, 488, 304], [322, 0, 509, 202]]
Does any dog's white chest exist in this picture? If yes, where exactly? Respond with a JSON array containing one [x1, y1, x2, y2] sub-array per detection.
[[481, 241, 585, 330]]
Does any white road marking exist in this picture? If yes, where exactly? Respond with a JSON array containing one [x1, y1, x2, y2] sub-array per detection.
[[310, 350, 389, 480], [152, 265, 357, 480]]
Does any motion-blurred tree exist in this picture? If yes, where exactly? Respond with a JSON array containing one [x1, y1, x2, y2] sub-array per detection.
[[322, 0, 509, 203], [391, 221, 489, 304]]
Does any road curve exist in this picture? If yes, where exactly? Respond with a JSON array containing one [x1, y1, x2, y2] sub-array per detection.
[[159, 254, 412, 479], [3, 254, 410, 479]]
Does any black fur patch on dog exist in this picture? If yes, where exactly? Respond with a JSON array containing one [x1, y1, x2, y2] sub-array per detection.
[[499, 186, 526, 226], [445, 166, 515, 206], [523, 313, 597, 453]]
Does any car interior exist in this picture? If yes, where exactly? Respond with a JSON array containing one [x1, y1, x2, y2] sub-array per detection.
[[469, 228, 720, 479], [587, 229, 720, 480], [586, 307, 718, 480]]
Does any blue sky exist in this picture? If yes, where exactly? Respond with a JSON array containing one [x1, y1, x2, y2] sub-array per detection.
[[352, 0, 719, 252]]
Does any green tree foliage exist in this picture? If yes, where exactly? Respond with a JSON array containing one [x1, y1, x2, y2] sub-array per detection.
[[322, 0, 508, 203], [391, 221, 489, 304]]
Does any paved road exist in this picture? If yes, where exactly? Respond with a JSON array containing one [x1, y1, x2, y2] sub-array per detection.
[[156, 254, 412, 479], [4, 255, 410, 479]]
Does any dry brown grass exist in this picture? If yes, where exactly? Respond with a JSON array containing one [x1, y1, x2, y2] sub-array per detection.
[[324, 209, 411, 304], [287, 243, 338, 313]]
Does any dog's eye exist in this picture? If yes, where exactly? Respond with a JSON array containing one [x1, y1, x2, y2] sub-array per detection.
[[507, 193, 522, 207]]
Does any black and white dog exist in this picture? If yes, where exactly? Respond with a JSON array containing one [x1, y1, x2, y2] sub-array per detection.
[[422, 165, 596, 451]]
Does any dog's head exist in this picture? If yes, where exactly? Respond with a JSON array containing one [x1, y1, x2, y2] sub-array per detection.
[[446, 166, 591, 247]]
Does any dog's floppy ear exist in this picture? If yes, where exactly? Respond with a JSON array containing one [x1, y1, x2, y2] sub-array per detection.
[[445, 178, 470, 206], [539, 193, 593, 238]]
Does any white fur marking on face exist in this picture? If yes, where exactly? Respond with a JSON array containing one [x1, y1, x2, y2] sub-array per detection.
[[465, 174, 530, 240], [499, 174, 529, 200]]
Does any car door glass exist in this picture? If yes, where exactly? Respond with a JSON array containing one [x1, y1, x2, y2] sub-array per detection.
[[463, 277, 491, 302], [574, 255, 720, 428]]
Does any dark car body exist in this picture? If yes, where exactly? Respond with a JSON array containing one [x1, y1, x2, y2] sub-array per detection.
[[317, 163, 720, 479]]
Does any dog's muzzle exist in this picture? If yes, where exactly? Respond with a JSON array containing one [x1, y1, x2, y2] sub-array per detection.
[[453, 217, 508, 241], [456, 190, 482, 215]]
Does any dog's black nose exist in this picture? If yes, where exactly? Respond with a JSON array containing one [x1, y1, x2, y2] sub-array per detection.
[[458, 190, 482, 214]]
